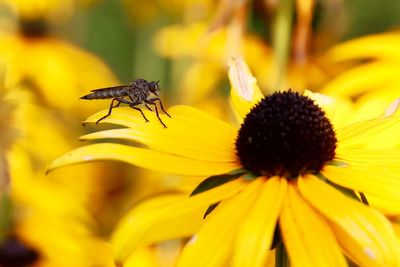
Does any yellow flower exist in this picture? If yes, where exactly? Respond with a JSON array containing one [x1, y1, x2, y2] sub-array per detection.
[[151, 0, 332, 119], [3, 144, 114, 267], [48, 58, 400, 267], [321, 32, 400, 147], [0, 90, 113, 267], [322, 32, 400, 119], [0, 1, 117, 116], [1, 0, 74, 22], [0, 34, 117, 115]]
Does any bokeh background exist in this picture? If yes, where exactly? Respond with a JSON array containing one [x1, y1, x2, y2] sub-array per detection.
[[1, 0, 400, 266]]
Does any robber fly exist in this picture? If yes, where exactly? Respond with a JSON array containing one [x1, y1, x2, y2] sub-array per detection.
[[81, 79, 171, 128]]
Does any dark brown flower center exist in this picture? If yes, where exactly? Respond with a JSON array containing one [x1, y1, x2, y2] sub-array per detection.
[[0, 236, 40, 266], [19, 19, 49, 37], [235, 90, 337, 179]]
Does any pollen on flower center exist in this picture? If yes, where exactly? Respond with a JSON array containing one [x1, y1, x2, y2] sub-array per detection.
[[235, 90, 337, 179]]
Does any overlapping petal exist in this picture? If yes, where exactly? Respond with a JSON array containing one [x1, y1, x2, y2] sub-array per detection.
[[228, 57, 264, 120], [81, 106, 237, 163], [279, 183, 347, 267], [0, 35, 117, 114], [335, 149, 400, 165], [321, 62, 400, 97], [176, 179, 262, 267], [322, 165, 400, 213], [233, 177, 287, 267], [299, 175, 400, 267], [365, 195, 400, 216], [326, 33, 400, 62], [111, 179, 247, 263], [335, 114, 400, 148], [47, 143, 239, 176], [303, 90, 355, 127]]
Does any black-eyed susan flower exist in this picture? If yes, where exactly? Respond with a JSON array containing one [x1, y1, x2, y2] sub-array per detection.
[[0, 0, 132, 231], [4, 144, 115, 267], [0, 0, 117, 115], [48, 57, 400, 267], [0, 88, 114, 267]]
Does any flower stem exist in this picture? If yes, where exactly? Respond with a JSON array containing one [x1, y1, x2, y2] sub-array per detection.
[[276, 242, 290, 267], [272, 0, 294, 91], [0, 193, 13, 242]]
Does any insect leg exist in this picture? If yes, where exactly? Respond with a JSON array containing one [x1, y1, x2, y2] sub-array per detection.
[[145, 99, 167, 128], [145, 103, 153, 111], [130, 106, 150, 123], [147, 97, 172, 118], [126, 95, 151, 121], [96, 98, 122, 124]]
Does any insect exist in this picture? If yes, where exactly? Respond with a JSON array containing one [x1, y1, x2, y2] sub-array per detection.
[[81, 79, 171, 128]]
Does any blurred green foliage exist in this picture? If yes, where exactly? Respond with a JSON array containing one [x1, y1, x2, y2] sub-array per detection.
[[343, 0, 400, 39], [69, 0, 400, 86]]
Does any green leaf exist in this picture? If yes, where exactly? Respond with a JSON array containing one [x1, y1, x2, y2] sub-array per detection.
[[203, 202, 220, 219], [190, 169, 246, 196], [276, 242, 290, 267], [316, 172, 360, 201]]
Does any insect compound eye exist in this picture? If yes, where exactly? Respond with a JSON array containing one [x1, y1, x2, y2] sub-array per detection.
[[149, 81, 160, 94]]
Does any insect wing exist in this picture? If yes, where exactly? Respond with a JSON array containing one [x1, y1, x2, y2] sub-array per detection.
[[90, 85, 130, 92]]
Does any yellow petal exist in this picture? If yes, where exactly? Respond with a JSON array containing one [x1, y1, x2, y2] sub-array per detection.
[[47, 143, 240, 176], [326, 33, 400, 62], [336, 115, 400, 149], [321, 62, 400, 97], [176, 179, 263, 267], [392, 219, 400, 239], [232, 177, 287, 267], [167, 105, 236, 132], [82, 105, 238, 163], [178, 62, 223, 103], [123, 246, 159, 267], [336, 148, 400, 165], [365, 194, 400, 216], [279, 183, 347, 267], [322, 166, 400, 215], [112, 179, 247, 263], [382, 97, 400, 118], [303, 90, 355, 128], [228, 57, 264, 120], [322, 165, 400, 212], [154, 23, 228, 60], [3, 0, 74, 20], [80, 127, 235, 163], [0, 36, 117, 114], [299, 175, 400, 267]]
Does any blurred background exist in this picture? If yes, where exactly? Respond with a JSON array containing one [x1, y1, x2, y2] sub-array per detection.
[[76, 0, 400, 83], [1, 0, 400, 266]]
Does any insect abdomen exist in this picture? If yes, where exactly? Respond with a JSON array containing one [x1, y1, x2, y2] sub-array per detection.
[[80, 87, 128, 99]]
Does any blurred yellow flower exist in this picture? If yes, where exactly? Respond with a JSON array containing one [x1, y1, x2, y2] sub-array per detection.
[[49, 58, 400, 267], [0, 89, 113, 267], [321, 32, 400, 147], [0, 0, 74, 22], [4, 145, 114, 267], [151, 1, 332, 120], [0, 34, 117, 115], [322, 32, 400, 118], [0, 1, 118, 116], [0, 1, 130, 233]]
